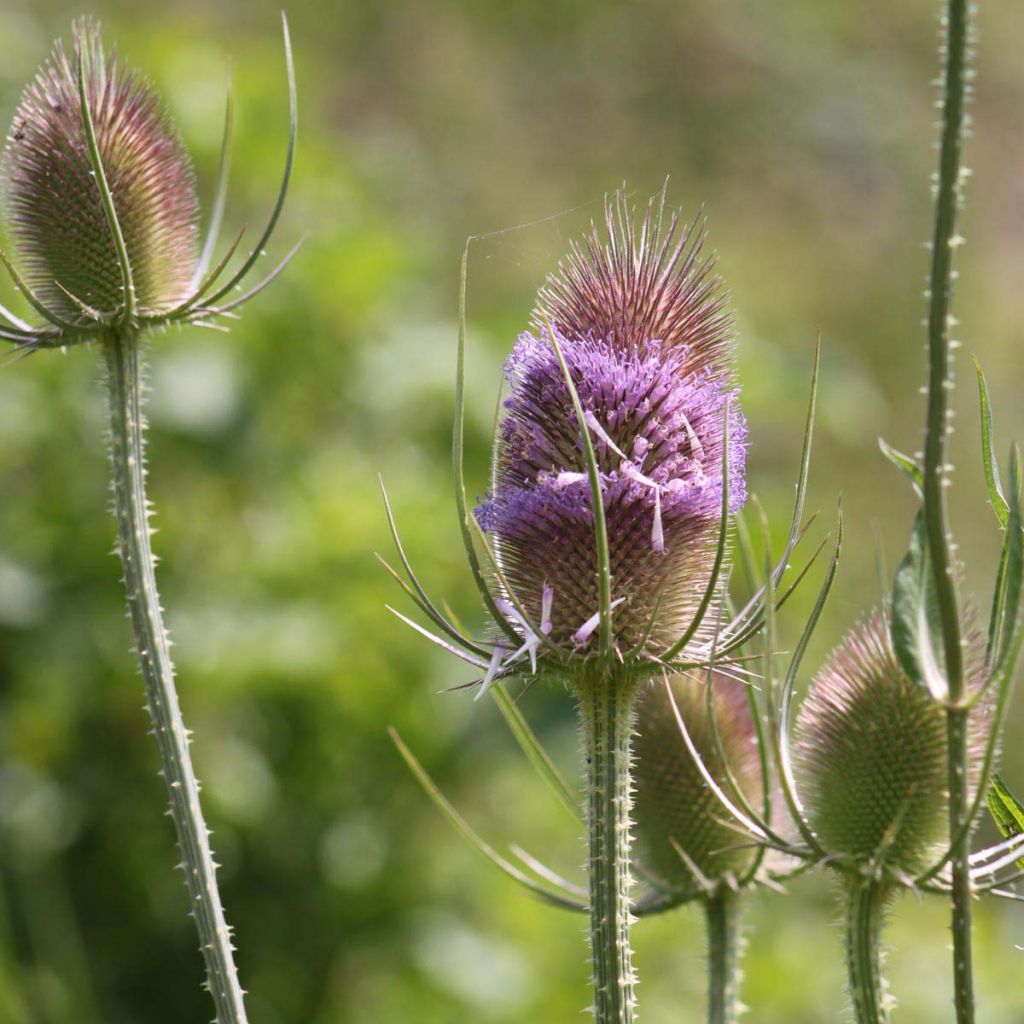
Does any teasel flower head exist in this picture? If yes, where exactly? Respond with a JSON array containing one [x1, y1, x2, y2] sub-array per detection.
[[473, 192, 747, 671], [793, 607, 988, 880], [0, 16, 298, 354], [633, 671, 763, 898], [4, 20, 198, 318]]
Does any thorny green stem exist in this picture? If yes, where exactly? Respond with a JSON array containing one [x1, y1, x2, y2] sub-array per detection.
[[103, 329, 248, 1024], [924, 0, 975, 1020], [705, 889, 742, 1024], [924, 1, 967, 701], [577, 665, 638, 1024], [947, 708, 975, 1024], [844, 880, 890, 1024]]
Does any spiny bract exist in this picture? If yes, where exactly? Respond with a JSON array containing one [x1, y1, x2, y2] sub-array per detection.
[[475, 193, 747, 656], [633, 672, 762, 895], [794, 608, 987, 878], [3, 19, 199, 319]]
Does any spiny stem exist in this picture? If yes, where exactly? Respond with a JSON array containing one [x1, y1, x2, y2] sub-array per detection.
[[923, 0, 967, 696], [924, 1, 975, 1020], [102, 329, 248, 1024], [577, 666, 638, 1024], [947, 707, 975, 1024], [705, 889, 742, 1024], [844, 880, 890, 1024]]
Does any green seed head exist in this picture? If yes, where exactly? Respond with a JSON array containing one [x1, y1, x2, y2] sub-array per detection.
[[794, 608, 986, 878], [633, 672, 762, 895], [3, 19, 199, 318]]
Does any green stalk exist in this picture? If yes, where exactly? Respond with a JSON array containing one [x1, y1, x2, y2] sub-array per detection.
[[946, 707, 974, 1023], [577, 666, 638, 1024], [923, 1, 974, 1020], [705, 889, 742, 1024], [103, 329, 248, 1024], [844, 881, 889, 1024]]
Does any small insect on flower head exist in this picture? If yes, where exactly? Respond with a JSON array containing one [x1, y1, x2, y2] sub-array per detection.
[[793, 607, 987, 880], [633, 671, 762, 897], [475, 190, 747, 663], [3, 19, 198, 319]]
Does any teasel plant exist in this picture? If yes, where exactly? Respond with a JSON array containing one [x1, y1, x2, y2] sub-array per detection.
[[0, 18, 298, 1024], [383, 186, 832, 1022], [677, 0, 1024, 1019], [672, 448, 1021, 1024]]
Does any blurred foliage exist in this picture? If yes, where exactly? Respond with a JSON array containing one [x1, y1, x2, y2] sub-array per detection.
[[0, 0, 1023, 1021]]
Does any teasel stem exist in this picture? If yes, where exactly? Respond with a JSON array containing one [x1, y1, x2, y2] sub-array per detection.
[[705, 888, 742, 1024], [924, 0, 974, 1019], [103, 328, 249, 1024], [577, 666, 638, 1024], [844, 880, 890, 1024], [946, 706, 974, 1023]]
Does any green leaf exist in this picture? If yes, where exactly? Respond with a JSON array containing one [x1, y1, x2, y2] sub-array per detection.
[[988, 445, 1024, 672], [890, 511, 947, 701], [878, 437, 923, 497], [974, 359, 1010, 528], [986, 775, 1024, 871]]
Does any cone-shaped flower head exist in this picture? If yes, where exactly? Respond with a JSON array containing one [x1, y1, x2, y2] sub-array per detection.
[[3, 19, 199, 319], [475, 194, 747, 656], [794, 608, 987, 878], [633, 672, 762, 895]]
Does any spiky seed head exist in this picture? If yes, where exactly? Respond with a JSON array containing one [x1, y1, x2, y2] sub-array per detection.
[[2, 19, 199, 319], [633, 673, 762, 895], [794, 608, 987, 878], [475, 192, 747, 655]]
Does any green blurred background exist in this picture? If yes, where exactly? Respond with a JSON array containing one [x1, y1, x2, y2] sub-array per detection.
[[0, 0, 1022, 1020]]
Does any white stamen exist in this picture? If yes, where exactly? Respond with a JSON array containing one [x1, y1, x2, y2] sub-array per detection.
[[680, 412, 705, 460], [556, 471, 587, 487], [584, 410, 628, 460], [621, 463, 665, 553], [574, 598, 626, 646], [475, 644, 508, 701], [541, 584, 554, 635]]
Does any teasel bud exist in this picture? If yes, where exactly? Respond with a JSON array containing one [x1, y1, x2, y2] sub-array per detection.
[[475, 194, 747, 659], [793, 607, 987, 880], [634, 671, 763, 896], [3, 19, 199, 320]]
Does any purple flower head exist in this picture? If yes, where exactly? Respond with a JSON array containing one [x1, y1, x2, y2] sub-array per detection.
[[3, 20, 199, 318], [476, 194, 747, 656]]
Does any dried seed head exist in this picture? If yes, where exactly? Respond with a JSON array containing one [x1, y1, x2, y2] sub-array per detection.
[[3, 19, 199, 318], [633, 673, 762, 894], [476, 193, 747, 654], [794, 608, 987, 877]]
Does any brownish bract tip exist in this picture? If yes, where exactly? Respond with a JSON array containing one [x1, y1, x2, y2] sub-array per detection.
[[532, 189, 733, 381]]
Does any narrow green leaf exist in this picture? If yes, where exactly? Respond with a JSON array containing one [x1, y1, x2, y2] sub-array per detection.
[[878, 437, 923, 496], [890, 510, 947, 700], [974, 359, 1010, 527], [994, 445, 1024, 676], [987, 775, 1024, 871]]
